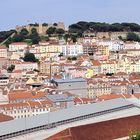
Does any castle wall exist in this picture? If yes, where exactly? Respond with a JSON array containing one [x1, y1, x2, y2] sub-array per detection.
[[16, 22, 65, 35]]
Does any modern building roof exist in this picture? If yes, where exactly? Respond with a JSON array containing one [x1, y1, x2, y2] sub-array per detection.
[[55, 78, 86, 84], [47, 94, 73, 103], [0, 98, 134, 136]]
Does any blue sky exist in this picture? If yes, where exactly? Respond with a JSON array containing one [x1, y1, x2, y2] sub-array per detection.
[[0, 0, 140, 31]]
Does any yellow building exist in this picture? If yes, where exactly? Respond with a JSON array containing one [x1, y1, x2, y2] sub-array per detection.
[[86, 69, 94, 78], [39, 62, 51, 74], [98, 45, 109, 56], [101, 60, 117, 74], [88, 80, 111, 99]]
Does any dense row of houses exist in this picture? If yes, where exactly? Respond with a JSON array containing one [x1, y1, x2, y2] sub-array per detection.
[[0, 37, 140, 120]]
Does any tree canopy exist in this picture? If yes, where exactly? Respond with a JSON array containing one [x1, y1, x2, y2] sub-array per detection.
[[0, 30, 16, 43], [69, 22, 140, 33], [7, 65, 15, 73], [129, 131, 140, 140], [23, 52, 38, 62], [46, 27, 56, 35], [126, 32, 140, 42], [46, 27, 65, 35], [29, 28, 41, 44], [4, 28, 41, 45], [2, 21, 140, 47], [20, 28, 29, 36]]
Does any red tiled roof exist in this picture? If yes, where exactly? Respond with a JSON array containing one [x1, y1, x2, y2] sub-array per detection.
[[10, 42, 28, 45], [0, 113, 14, 122], [92, 60, 101, 66], [74, 97, 94, 104], [111, 80, 129, 86], [0, 46, 7, 49], [46, 115, 140, 140], [8, 90, 46, 101], [97, 94, 131, 101], [10, 60, 37, 65], [0, 102, 29, 110], [114, 72, 127, 76], [12, 70, 23, 73], [0, 100, 52, 110]]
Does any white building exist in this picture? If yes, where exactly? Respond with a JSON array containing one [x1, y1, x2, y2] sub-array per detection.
[[60, 43, 83, 56], [124, 41, 140, 50], [0, 74, 9, 86], [9, 60, 38, 71], [97, 40, 124, 51], [0, 101, 51, 119], [9, 42, 28, 52]]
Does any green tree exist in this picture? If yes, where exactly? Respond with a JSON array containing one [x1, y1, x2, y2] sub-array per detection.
[[40, 36, 49, 41], [129, 131, 140, 140], [29, 23, 39, 26], [67, 56, 77, 61], [71, 56, 77, 61], [70, 34, 78, 43], [0, 30, 16, 43], [118, 36, 123, 40], [7, 65, 15, 72], [127, 32, 140, 42], [31, 28, 38, 34], [29, 28, 40, 44], [69, 21, 140, 33], [53, 23, 58, 26], [33, 69, 40, 72], [106, 73, 114, 76], [12, 34, 25, 42], [64, 34, 70, 42], [42, 23, 48, 26], [23, 52, 38, 62], [58, 53, 63, 58], [20, 28, 29, 36], [46, 27, 56, 35], [67, 57, 72, 61], [24, 39, 32, 46], [55, 28, 65, 34]]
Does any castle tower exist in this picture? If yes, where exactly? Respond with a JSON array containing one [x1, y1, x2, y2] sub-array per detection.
[[39, 24, 43, 35]]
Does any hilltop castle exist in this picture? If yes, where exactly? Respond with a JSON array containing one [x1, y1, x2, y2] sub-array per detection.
[[16, 22, 65, 35]]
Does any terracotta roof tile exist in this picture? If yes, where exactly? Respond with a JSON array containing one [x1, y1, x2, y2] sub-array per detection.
[[0, 113, 14, 122], [10, 42, 28, 45], [92, 60, 101, 66], [97, 94, 131, 101], [46, 115, 140, 140], [8, 90, 46, 101]]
